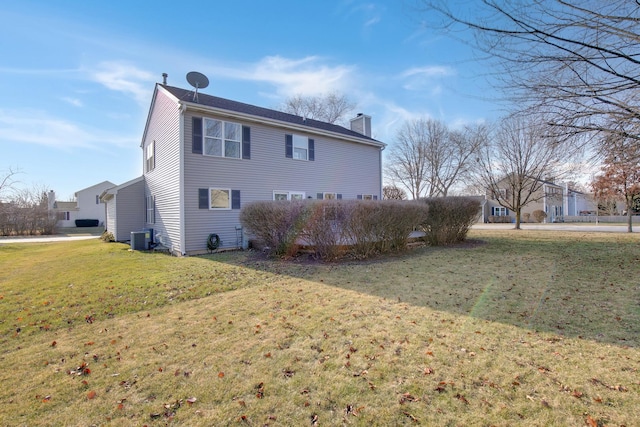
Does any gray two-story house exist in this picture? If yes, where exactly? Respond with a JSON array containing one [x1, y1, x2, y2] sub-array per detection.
[[103, 81, 385, 255]]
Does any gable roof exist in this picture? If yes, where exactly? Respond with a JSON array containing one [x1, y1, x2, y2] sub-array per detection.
[[99, 176, 144, 202], [159, 84, 383, 146]]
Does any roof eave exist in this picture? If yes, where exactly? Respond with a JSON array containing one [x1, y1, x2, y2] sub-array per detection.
[[179, 100, 386, 149]]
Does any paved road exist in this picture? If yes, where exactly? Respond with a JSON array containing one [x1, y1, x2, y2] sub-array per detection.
[[471, 223, 639, 233]]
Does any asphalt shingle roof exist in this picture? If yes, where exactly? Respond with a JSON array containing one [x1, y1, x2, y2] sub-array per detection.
[[162, 85, 381, 144]]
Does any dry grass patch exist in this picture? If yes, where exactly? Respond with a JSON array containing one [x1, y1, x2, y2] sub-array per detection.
[[0, 231, 638, 426]]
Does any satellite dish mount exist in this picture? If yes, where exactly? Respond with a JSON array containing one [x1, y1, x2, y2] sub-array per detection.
[[186, 71, 209, 102]]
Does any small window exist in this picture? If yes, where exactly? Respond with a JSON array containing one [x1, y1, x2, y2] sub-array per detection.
[[145, 141, 155, 172], [146, 195, 155, 224], [204, 119, 241, 159], [493, 207, 507, 216], [210, 188, 231, 209], [323, 193, 337, 200], [273, 191, 305, 201]]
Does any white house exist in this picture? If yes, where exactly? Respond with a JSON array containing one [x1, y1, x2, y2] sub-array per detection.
[[48, 180, 114, 227]]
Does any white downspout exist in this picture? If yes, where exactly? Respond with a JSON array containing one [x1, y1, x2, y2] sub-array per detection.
[[179, 104, 187, 255]]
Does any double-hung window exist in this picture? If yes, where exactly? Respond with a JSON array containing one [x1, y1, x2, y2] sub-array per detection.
[[285, 134, 315, 161], [293, 135, 308, 160], [209, 188, 231, 209], [493, 206, 507, 216], [204, 119, 241, 159]]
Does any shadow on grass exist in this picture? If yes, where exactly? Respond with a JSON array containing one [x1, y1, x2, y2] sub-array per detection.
[[203, 230, 640, 348]]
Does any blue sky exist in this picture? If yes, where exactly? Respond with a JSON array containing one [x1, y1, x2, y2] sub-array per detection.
[[0, 0, 499, 200]]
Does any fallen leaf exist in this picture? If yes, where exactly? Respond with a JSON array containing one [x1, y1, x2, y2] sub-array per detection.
[[585, 415, 597, 427], [87, 390, 97, 400], [186, 397, 197, 405], [218, 371, 225, 378]]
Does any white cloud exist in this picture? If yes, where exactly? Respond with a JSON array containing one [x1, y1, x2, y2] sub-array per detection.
[[90, 61, 156, 104], [210, 55, 356, 97], [62, 97, 83, 107], [399, 65, 456, 92], [400, 66, 455, 79], [0, 109, 135, 150]]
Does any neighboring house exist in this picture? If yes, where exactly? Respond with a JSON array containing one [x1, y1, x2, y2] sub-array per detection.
[[103, 82, 385, 255], [563, 183, 596, 216], [482, 178, 595, 223], [48, 181, 114, 227]]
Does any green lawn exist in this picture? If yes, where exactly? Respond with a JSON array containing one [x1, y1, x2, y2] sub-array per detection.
[[0, 230, 638, 426]]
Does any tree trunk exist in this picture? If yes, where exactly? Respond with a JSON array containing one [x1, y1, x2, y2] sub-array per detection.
[[514, 208, 521, 230]]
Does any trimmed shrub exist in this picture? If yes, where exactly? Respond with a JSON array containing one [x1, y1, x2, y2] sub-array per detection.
[[301, 200, 348, 261], [522, 212, 531, 223], [343, 200, 427, 259], [419, 197, 481, 246], [532, 209, 547, 223], [100, 231, 115, 242], [239, 200, 310, 257], [241, 197, 477, 260]]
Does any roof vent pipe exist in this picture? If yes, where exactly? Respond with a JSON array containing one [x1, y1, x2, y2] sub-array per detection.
[[162, 73, 168, 85]]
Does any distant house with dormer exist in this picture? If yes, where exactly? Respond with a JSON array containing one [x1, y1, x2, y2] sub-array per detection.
[[482, 177, 596, 223]]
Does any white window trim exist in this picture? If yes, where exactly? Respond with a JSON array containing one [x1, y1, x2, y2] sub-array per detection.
[[361, 194, 374, 200], [323, 192, 337, 200], [209, 188, 232, 210], [273, 190, 306, 201], [204, 118, 242, 159]]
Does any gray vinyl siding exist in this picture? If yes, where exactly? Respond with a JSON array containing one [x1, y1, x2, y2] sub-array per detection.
[[182, 111, 382, 253], [143, 89, 183, 253], [113, 179, 145, 241]]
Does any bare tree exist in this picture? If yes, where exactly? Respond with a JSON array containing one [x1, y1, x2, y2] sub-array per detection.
[[591, 134, 640, 232], [280, 92, 356, 125], [386, 118, 484, 199], [432, 123, 488, 196], [386, 119, 431, 199], [420, 0, 640, 145], [1, 182, 56, 236], [382, 185, 407, 200], [0, 167, 20, 201], [475, 115, 570, 229]]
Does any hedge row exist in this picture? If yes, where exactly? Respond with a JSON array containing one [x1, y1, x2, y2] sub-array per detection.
[[240, 197, 481, 261]]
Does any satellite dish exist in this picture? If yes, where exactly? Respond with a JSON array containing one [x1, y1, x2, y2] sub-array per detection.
[[186, 71, 209, 101]]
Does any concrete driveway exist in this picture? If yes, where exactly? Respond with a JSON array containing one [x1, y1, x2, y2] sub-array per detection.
[[0, 227, 104, 244]]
